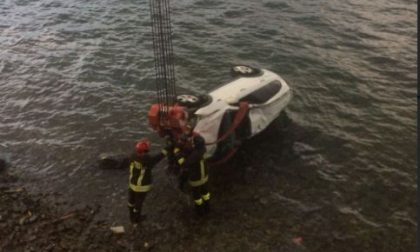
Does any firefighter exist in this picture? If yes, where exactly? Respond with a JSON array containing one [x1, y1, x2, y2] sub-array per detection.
[[175, 133, 191, 191], [163, 131, 178, 175], [177, 132, 211, 216], [128, 138, 166, 224]]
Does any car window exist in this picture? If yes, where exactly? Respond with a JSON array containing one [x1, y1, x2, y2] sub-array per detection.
[[239, 80, 281, 104]]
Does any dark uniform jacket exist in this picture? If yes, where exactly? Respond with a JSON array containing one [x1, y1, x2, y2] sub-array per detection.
[[178, 135, 209, 187], [129, 152, 164, 192]]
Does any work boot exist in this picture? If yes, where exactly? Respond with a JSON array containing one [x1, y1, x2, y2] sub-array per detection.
[[134, 214, 147, 224], [129, 207, 137, 223], [194, 205, 204, 216], [130, 208, 146, 224], [203, 200, 210, 214]]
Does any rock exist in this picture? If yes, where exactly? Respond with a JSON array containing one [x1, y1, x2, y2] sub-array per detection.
[[12, 203, 28, 213], [27, 214, 38, 224], [110, 226, 125, 234], [27, 235, 37, 242], [259, 198, 268, 205], [0, 159, 5, 172], [98, 153, 129, 170], [19, 216, 27, 225], [44, 243, 56, 251], [292, 237, 303, 245]]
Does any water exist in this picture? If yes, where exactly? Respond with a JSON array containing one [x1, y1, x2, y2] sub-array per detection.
[[0, 0, 416, 251]]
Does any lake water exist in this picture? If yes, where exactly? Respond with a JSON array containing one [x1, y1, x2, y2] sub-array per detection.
[[0, 0, 416, 251]]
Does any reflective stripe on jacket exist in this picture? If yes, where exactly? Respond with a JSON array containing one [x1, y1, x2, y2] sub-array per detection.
[[188, 159, 208, 187], [129, 160, 152, 192], [128, 151, 164, 192], [177, 144, 208, 187]]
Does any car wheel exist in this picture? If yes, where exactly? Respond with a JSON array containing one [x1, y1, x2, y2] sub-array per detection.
[[176, 94, 200, 106], [231, 65, 260, 77]]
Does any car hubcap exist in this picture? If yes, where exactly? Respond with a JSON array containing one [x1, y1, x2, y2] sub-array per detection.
[[234, 66, 253, 74], [177, 95, 199, 103]]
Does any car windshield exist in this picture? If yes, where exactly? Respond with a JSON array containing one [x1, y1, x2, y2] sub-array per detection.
[[239, 80, 281, 104]]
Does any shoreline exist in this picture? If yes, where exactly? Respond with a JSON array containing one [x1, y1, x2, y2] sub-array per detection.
[[0, 171, 140, 251]]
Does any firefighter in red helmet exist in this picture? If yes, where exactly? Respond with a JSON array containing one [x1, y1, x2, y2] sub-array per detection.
[[128, 138, 166, 224]]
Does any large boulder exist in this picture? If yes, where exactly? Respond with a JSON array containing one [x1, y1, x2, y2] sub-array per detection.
[[97, 153, 129, 170]]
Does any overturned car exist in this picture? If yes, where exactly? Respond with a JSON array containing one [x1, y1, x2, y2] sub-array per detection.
[[173, 65, 292, 161]]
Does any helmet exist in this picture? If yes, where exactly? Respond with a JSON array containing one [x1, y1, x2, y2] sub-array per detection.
[[135, 138, 150, 154]]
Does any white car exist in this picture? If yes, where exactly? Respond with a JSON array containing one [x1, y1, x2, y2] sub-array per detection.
[[176, 65, 292, 160]]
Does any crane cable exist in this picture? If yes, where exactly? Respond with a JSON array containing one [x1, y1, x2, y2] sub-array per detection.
[[149, 0, 176, 121]]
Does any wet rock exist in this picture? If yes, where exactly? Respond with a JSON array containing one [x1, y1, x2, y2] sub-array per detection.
[[0, 159, 5, 172], [27, 214, 38, 224], [19, 215, 28, 225], [24, 246, 36, 252], [144, 241, 155, 250], [259, 197, 268, 205], [62, 218, 80, 231], [88, 244, 99, 250], [27, 235, 37, 242], [44, 243, 56, 251], [59, 240, 69, 249], [110, 226, 125, 234], [12, 203, 28, 213], [292, 236, 303, 245], [98, 153, 129, 170]]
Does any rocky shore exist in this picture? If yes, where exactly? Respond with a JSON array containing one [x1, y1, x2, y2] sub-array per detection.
[[0, 129, 415, 252], [0, 169, 142, 252], [0, 155, 309, 252]]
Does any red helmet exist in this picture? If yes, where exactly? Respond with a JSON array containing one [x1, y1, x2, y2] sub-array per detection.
[[135, 138, 150, 154]]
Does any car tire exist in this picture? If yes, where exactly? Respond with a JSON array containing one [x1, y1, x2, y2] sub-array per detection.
[[230, 65, 261, 77], [176, 94, 201, 107]]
